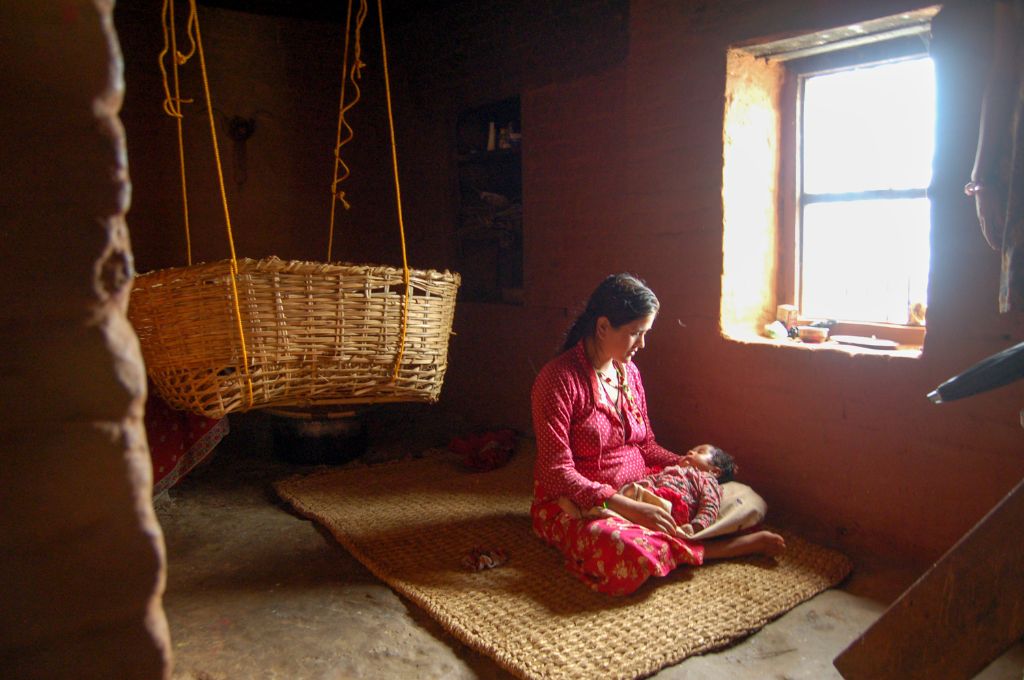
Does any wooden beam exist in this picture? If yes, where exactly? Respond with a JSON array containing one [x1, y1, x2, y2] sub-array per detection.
[[834, 476, 1024, 680]]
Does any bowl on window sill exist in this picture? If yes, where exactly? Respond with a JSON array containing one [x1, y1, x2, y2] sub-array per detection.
[[797, 325, 829, 343]]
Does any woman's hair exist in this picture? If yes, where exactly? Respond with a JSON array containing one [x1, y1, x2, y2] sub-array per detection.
[[561, 273, 660, 352], [710, 446, 737, 483]]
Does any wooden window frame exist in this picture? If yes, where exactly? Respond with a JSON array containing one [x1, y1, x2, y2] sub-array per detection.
[[777, 36, 932, 348]]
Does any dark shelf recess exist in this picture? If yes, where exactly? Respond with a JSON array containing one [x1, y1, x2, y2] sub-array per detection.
[[454, 96, 522, 304]]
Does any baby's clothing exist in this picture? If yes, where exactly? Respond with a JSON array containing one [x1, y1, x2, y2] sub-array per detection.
[[557, 465, 721, 538], [636, 465, 721, 532]]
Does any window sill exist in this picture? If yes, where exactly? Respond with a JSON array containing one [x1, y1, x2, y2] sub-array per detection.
[[816, 320, 925, 348], [724, 329, 923, 359]]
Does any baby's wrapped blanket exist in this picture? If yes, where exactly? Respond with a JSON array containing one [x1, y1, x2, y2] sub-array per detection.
[[558, 475, 767, 540]]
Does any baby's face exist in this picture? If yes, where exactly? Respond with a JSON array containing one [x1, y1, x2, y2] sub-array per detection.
[[679, 445, 716, 473]]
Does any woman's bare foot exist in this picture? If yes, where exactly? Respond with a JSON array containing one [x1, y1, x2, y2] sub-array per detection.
[[701, 530, 786, 560], [747, 530, 786, 556]]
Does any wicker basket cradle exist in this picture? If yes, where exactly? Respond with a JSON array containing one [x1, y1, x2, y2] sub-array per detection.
[[129, 257, 461, 419]]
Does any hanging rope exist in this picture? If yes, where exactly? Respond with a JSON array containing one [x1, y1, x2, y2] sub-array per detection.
[[159, 0, 255, 409], [189, 0, 254, 409], [375, 0, 412, 380], [159, 0, 197, 264], [156, 0, 412, 401], [327, 0, 369, 262]]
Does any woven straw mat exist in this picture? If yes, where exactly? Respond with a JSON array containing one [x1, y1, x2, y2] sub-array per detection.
[[274, 441, 852, 680]]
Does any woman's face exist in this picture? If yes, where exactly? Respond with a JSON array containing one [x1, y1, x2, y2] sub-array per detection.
[[601, 313, 655, 364]]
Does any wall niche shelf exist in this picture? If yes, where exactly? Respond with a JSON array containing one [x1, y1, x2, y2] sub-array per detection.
[[455, 96, 522, 304]]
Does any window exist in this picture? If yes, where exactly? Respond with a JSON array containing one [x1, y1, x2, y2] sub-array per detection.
[[790, 44, 934, 329], [721, 7, 940, 349]]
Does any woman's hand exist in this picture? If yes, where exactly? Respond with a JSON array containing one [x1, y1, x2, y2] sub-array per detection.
[[605, 494, 678, 535]]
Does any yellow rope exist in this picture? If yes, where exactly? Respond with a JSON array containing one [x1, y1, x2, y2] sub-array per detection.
[[376, 0, 411, 380], [156, 0, 412, 400], [328, 0, 355, 260], [327, 0, 368, 262], [189, 0, 255, 409], [159, 0, 196, 264]]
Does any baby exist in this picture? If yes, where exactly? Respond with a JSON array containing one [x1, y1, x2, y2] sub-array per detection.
[[561, 444, 748, 540], [631, 443, 736, 538]]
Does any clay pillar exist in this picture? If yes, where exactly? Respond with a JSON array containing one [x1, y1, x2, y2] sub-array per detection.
[[0, 1, 171, 678]]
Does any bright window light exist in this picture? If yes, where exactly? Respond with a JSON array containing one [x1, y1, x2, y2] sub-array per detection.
[[802, 198, 931, 321], [800, 57, 935, 324]]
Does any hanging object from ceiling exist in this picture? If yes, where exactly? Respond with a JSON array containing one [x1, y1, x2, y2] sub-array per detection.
[[129, 0, 460, 419]]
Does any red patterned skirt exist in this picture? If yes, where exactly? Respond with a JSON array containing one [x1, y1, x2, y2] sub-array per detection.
[[531, 499, 704, 596]]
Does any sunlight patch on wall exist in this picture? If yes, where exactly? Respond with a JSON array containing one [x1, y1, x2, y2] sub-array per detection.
[[720, 49, 782, 338]]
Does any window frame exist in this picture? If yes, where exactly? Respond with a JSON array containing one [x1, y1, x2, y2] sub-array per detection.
[[777, 36, 933, 346]]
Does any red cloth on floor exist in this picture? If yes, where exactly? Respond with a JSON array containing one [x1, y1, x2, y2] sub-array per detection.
[[145, 389, 228, 496], [449, 429, 516, 471]]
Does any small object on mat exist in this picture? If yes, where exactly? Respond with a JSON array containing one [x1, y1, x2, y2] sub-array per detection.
[[461, 546, 508, 571], [831, 335, 899, 350]]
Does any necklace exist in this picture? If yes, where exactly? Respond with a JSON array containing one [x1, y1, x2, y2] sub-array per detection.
[[595, 363, 642, 421], [596, 368, 624, 390], [597, 373, 622, 413]]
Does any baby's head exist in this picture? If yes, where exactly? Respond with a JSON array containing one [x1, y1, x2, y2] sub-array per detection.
[[680, 444, 737, 482]]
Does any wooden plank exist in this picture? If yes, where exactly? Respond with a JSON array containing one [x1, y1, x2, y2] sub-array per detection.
[[834, 476, 1024, 680]]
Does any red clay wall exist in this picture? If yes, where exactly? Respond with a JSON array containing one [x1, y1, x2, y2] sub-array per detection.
[[117, 0, 1024, 568], [440, 0, 1024, 566]]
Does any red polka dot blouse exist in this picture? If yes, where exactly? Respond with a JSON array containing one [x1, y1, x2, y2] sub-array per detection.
[[531, 340, 682, 510]]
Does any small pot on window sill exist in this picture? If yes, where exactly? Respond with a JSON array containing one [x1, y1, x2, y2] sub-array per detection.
[[797, 326, 829, 343]]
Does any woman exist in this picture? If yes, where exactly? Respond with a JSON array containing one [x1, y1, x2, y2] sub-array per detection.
[[530, 273, 785, 595]]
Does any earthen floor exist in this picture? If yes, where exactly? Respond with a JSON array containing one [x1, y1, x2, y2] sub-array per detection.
[[155, 423, 1024, 680]]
